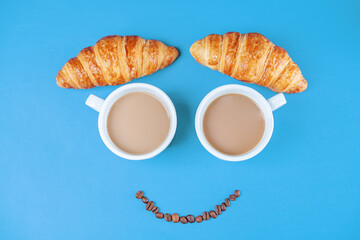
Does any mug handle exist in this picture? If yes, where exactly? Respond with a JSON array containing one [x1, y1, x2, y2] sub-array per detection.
[[86, 94, 104, 112], [267, 93, 287, 111]]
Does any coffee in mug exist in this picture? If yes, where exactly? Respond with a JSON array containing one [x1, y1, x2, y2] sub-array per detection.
[[203, 94, 265, 155], [107, 92, 170, 155]]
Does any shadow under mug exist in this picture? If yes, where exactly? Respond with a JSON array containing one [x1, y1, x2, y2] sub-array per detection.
[[85, 83, 177, 160], [195, 84, 286, 161]]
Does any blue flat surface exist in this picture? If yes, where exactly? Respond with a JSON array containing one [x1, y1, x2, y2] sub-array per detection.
[[1, 0, 360, 239]]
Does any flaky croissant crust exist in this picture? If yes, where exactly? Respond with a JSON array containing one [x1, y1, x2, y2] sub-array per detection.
[[190, 32, 307, 93], [57, 35, 178, 89]]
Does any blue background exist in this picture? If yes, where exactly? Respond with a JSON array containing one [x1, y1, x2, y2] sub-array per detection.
[[1, 0, 359, 239]]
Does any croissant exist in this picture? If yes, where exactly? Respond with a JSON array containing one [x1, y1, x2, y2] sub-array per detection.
[[190, 32, 307, 93], [57, 35, 178, 89]]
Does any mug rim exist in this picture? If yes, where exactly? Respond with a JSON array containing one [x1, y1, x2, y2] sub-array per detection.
[[98, 83, 177, 160], [195, 84, 274, 161]]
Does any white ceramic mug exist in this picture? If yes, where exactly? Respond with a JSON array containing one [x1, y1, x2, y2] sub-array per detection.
[[195, 84, 286, 161], [85, 83, 177, 160]]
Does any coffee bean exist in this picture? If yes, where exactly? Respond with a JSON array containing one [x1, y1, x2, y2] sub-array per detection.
[[164, 213, 171, 222], [195, 215, 203, 223], [209, 210, 217, 219], [221, 203, 226, 211], [146, 201, 154, 211], [229, 194, 237, 201], [172, 213, 180, 223], [180, 216, 188, 224], [155, 212, 164, 219], [215, 205, 222, 215], [202, 211, 210, 221], [225, 198, 231, 207], [151, 206, 159, 213], [186, 215, 195, 223], [135, 191, 143, 199], [234, 190, 240, 197], [141, 196, 148, 204]]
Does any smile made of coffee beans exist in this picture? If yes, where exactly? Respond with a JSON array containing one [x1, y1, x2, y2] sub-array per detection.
[[135, 190, 241, 223]]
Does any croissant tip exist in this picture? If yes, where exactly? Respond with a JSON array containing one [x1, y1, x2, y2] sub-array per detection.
[[189, 40, 205, 66], [301, 82, 308, 93], [56, 80, 71, 89], [286, 79, 307, 93], [172, 46, 179, 58], [166, 46, 179, 65], [296, 78, 307, 93], [56, 70, 72, 89]]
